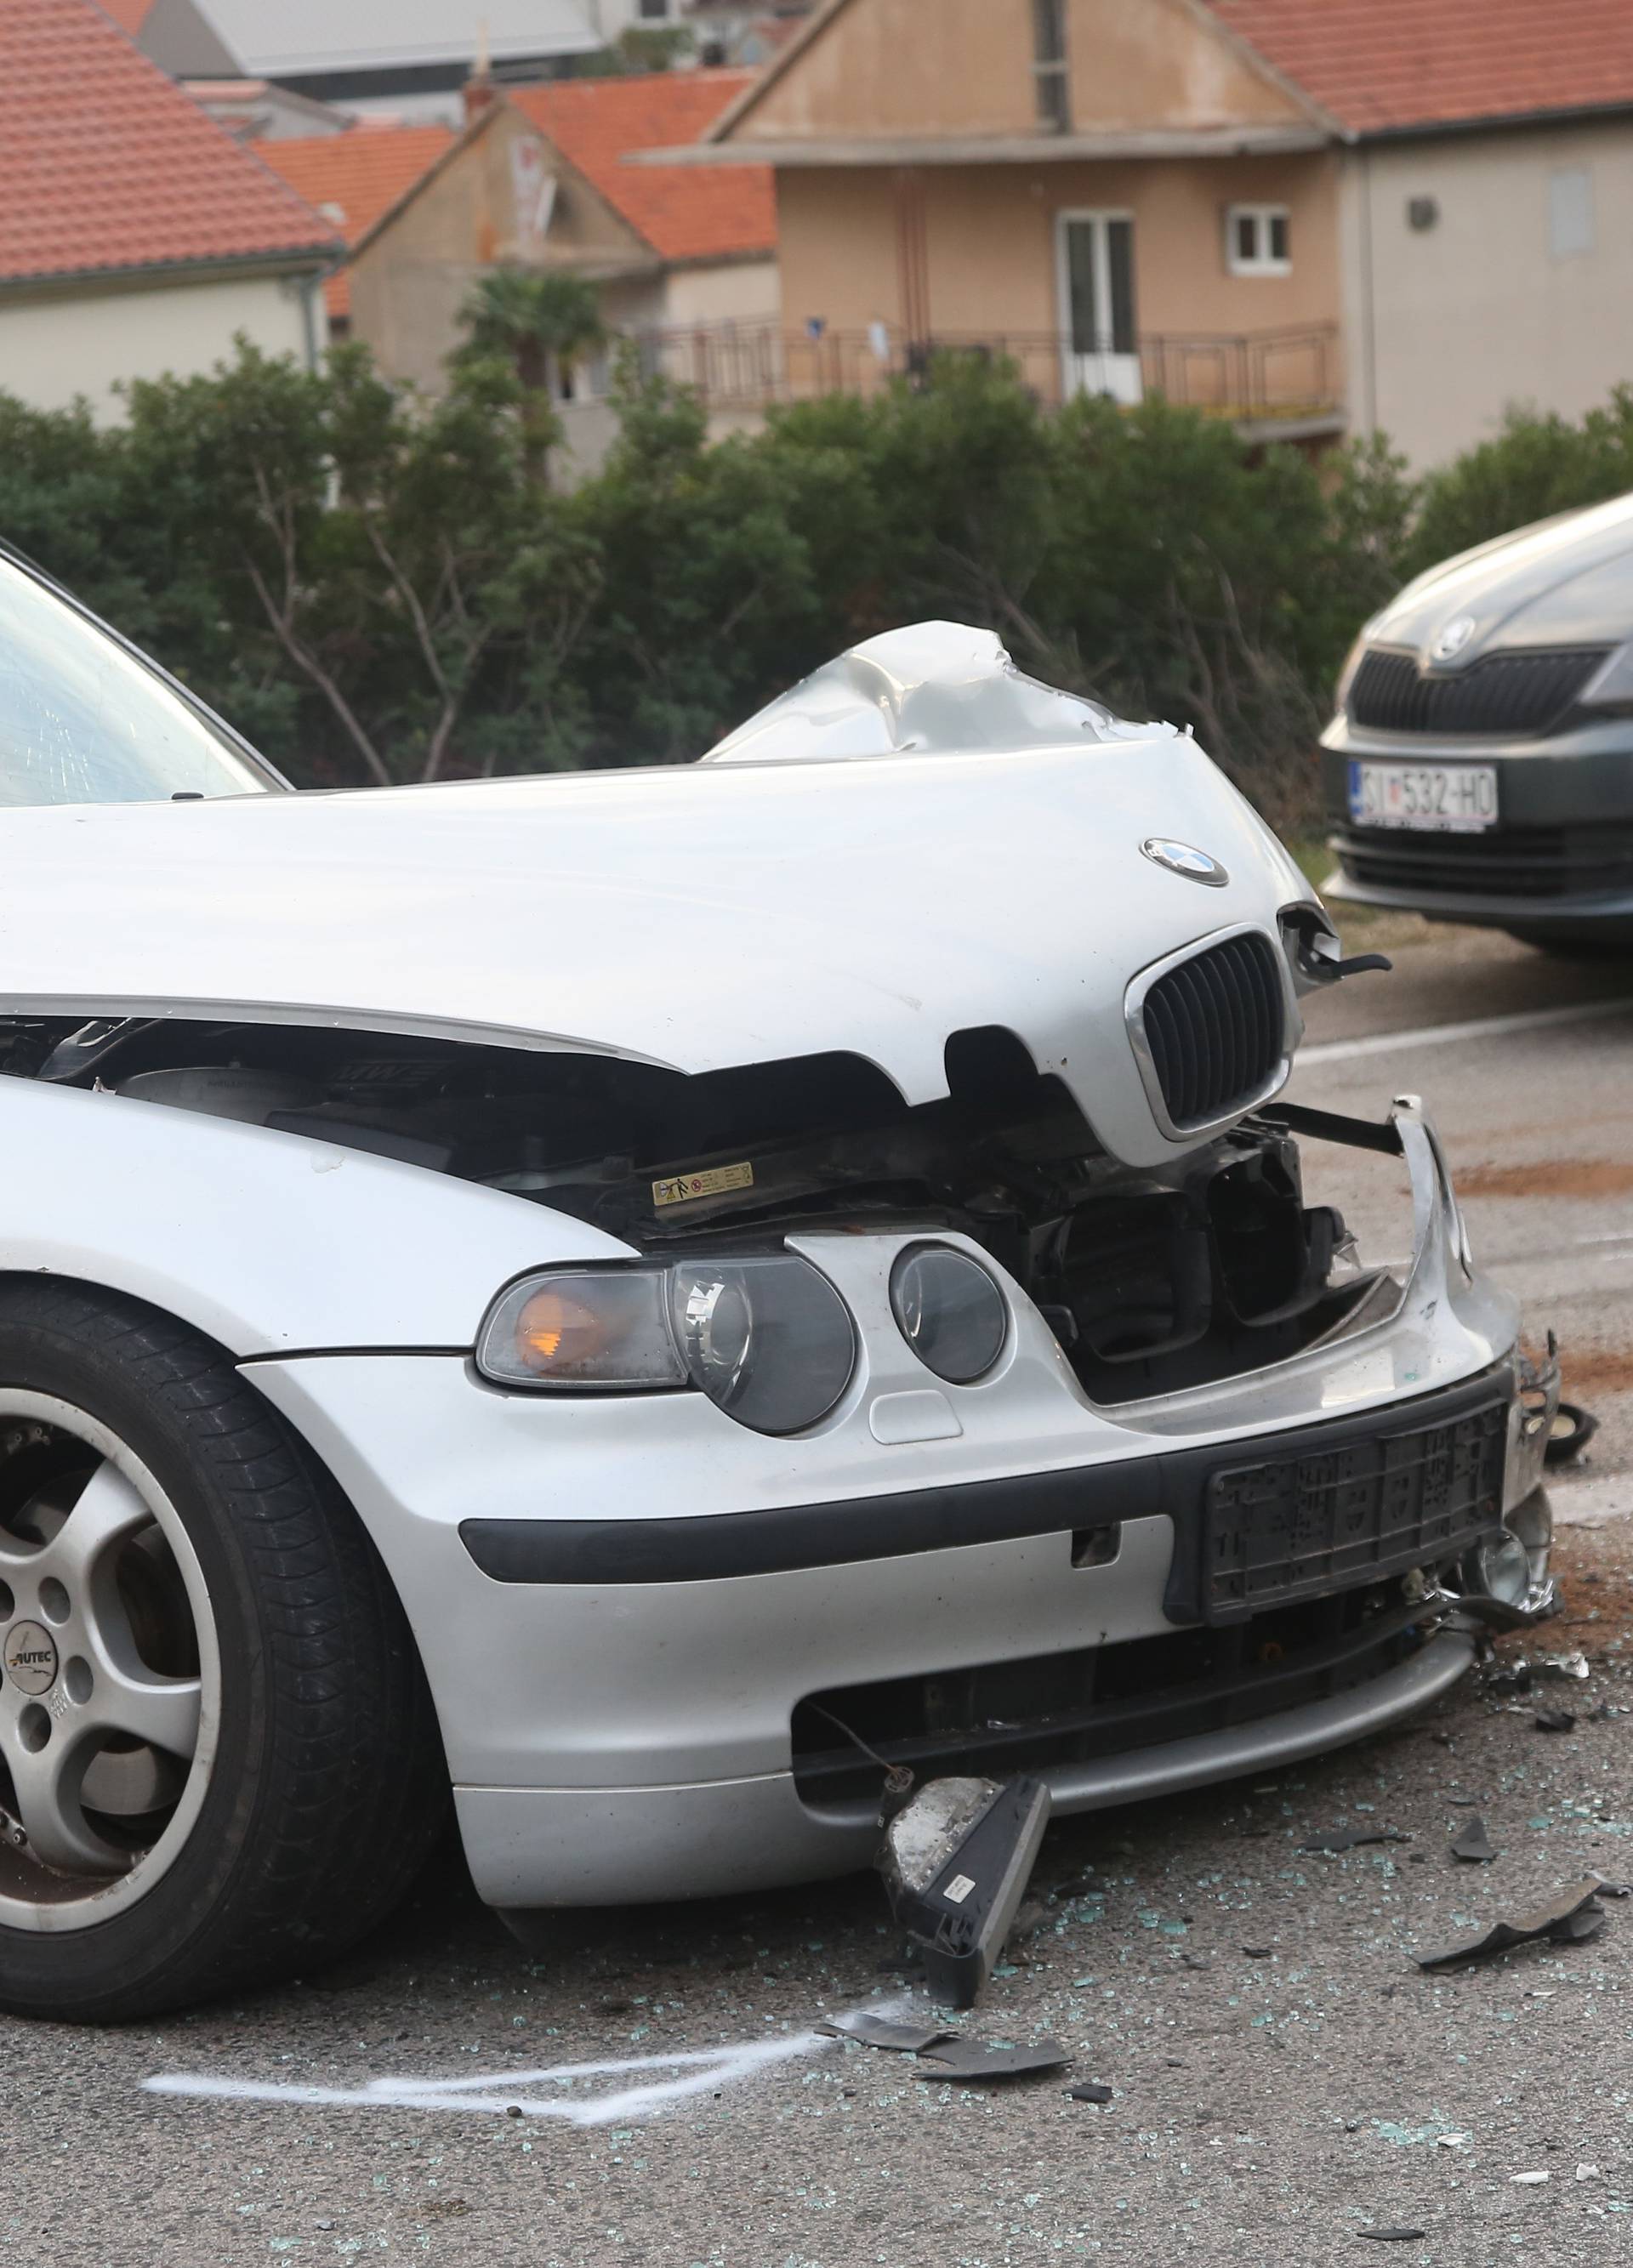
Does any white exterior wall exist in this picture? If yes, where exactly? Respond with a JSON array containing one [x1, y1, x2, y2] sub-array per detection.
[[0, 272, 321, 423], [1340, 122, 1633, 470]]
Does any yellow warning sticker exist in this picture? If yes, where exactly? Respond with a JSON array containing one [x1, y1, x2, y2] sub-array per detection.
[[651, 1161, 755, 1209]]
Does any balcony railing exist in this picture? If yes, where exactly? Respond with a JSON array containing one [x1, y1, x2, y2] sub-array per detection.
[[619, 320, 1342, 426]]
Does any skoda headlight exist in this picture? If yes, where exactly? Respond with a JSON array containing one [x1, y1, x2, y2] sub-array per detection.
[[890, 1243, 1008, 1384], [477, 1254, 856, 1435], [1577, 640, 1633, 713]]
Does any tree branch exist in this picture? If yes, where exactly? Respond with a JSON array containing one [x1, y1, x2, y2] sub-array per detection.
[[242, 552, 394, 787]]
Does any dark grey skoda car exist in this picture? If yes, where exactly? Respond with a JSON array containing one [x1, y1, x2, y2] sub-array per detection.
[[1322, 493, 1633, 946]]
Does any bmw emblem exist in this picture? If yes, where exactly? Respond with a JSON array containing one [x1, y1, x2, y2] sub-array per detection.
[[1432, 613, 1476, 661], [1141, 838, 1228, 887]]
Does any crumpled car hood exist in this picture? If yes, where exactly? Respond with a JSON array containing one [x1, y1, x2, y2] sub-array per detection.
[[0, 627, 1311, 1168]]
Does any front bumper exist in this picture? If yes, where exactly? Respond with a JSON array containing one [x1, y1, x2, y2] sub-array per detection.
[[1319, 734, 1633, 931], [248, 1100, 1531, 1911]]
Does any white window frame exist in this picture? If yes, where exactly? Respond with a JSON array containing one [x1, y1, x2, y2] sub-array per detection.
[[1226, 203, 1291, 277], [1031, 0, 1071, 134]]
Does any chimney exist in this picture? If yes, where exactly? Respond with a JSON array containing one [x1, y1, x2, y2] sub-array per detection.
[[464, 18, 497, 123]]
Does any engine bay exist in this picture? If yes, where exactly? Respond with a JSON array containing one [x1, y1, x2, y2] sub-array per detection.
[[0, 1013, 1388, 1404]]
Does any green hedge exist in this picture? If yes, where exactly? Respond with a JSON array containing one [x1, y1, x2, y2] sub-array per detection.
[[3, 344, 1624, 825]]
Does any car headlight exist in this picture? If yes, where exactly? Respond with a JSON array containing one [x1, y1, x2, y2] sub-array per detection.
[[890, 1243, 1008, 1384], [1333, 630, 1370, 715], [476, 1254, 856, 1435], [1577, 640, 1633, 711]]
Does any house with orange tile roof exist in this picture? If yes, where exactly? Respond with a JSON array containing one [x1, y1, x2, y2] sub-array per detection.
[[260, 125, 458, 327], [0, 0, 338, 419], [269, 68, 777, 469], [656, 0, 1633, 467]]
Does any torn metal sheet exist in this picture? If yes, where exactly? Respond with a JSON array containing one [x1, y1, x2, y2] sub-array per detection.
[[918, 2034, 1071, 2083], [1449, 1815, 1496, 1863], [1414, 1881, 1607, 1969], [702, 622, 1169, 765], [1538, 1651, 1590, 1681], [816, 2011, 954, 2054], [1299, 1826, 1410, 1854]]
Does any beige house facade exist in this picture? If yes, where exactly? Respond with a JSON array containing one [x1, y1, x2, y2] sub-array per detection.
[[690, 0, 1344, 435], [343, 70, 779, 470], [348, 105, 658, 398], [663, 0, 1633, 466]]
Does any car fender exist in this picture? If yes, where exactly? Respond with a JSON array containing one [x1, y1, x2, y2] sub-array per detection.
[[0, 1077, 631, 1356]]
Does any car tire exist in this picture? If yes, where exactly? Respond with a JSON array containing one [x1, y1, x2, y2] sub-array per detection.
[[0, 1281, 446, 2022]]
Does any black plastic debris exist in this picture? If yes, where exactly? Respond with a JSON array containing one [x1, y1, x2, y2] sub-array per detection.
[[1415, 1881, 1607, 1970], [1450, 1816, 1496, 1863], [1533, 1708, 1576, 1732], [1552, 1904, 1607, 1947], [1243, 1945, 1275, 1958], [1487, 1660, 1533, 1696], [817, 2010, 953, 2054], [1066, 2082, 1114, 2104], [880, 1775, 1051, 2008], [1545, 1401, 1597, 1466], [1592, 1876, 1632, 1899], [1300, 1827, 1410, 1854], [918, 2034, 1070, 2083], [1357, 2230, 1426, 2244]]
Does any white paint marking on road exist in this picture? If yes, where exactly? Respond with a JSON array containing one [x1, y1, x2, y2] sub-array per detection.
[[1300, 995, 1633, 1069], [143, 2029, 832, 2129]]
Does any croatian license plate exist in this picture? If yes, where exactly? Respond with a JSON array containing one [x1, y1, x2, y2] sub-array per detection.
[[1348, 759, 1498, 832]]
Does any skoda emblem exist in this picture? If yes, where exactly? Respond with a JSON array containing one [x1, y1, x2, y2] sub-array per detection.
[[1141, 838, 1228, 888], [1433, 613, 1476, 661]]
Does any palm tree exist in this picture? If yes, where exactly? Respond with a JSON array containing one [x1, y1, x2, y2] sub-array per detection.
[[456, 269, 608, 486]]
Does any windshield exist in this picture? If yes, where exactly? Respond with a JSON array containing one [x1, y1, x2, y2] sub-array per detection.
[[0, 552, 278, 807]]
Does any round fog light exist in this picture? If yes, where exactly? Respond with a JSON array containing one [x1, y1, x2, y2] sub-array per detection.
[[890, 1244, 1008, 1384]]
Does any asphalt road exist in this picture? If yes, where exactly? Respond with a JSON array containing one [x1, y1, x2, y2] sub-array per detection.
[[10, 924, 1633, 2268]]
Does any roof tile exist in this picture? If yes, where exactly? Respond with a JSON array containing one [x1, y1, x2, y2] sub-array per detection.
[[509, 69, 775, 263], [1208, 0, 1633, 135], [94, 0, 151, 32], [259, 124, 456, 314], [0, 0, 339, 286]]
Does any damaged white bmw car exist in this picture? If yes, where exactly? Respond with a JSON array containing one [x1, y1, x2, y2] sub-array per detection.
[[0, 549, 1556, 2020]]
